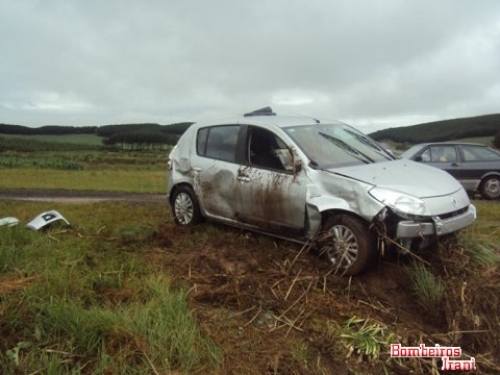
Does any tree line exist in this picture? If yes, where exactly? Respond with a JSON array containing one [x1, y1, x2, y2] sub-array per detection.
[[369, 113, 500, 145], [0, 122, 193, 150], [0, 124, 97, 135]]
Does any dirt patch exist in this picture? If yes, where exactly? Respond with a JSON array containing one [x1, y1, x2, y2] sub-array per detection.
[[142, 223, 497, 374]]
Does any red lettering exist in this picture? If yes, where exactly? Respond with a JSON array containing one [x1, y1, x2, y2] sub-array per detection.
[[408, 348, 420, 356], [442, 358, 476, 371], [442, 357, 450, 371], [390, 344, 400, 357]]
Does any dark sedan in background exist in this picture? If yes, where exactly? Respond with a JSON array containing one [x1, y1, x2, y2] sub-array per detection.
[[401, 142, 500, 200]]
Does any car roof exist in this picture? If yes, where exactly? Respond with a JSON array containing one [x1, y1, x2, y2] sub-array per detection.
[[412, 141, 487, 147], [193, 107, 345, 129], [194, 115, 346, 129]]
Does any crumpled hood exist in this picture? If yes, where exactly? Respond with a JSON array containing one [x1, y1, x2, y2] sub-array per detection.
[[328, 159, 463, 198]]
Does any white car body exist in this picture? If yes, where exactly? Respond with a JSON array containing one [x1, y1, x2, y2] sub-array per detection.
[[167, 108, 476, 275]]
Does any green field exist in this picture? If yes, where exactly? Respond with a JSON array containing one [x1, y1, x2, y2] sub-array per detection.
[[0, 133, 104, 145], [0, 149, 168, 193]]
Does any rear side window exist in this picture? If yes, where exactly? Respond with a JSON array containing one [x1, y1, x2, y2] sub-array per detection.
[[196, 125, 240, 163], [461, 145, 500, 162]]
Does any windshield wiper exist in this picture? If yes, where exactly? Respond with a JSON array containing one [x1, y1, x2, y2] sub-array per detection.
[[318, 132, 374, 164], [343, 129, 393, 160]]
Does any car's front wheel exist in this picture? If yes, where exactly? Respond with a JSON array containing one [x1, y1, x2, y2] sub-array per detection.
[[316, 214, 376, 276], [172, 186, 203, 226], [479, 176, 500, 200]]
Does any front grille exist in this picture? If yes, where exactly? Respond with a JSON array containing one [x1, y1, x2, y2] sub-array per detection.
[[437, 206, 469, 220]]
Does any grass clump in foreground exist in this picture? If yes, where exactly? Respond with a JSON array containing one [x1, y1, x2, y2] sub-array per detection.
[[0, 201, 221, 374], [402, 201, 500, 373]]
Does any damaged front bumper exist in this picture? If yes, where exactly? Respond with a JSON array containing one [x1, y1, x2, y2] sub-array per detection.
[[396, 204, 476, 238]]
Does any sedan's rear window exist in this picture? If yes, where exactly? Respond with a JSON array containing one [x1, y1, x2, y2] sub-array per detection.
[[461, 145, 500, 162]]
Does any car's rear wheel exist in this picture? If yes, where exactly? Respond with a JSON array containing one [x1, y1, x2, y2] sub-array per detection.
[[316, 214, 376, 276], [172, 186, 203, 226], [479, 176, 500, 200]]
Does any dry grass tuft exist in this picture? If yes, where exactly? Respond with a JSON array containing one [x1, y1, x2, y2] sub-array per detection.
[[0, 276, 38, 295]]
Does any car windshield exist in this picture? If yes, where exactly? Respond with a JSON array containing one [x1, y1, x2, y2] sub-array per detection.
[[284, 123, 394, 168]]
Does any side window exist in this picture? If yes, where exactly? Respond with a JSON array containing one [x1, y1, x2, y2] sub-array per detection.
[[197, 125, 240, 162], [461, 145, 500, 162], [247, 127, 293, 172], [429, 146, 457, 163], [196, 128, 209, 155]]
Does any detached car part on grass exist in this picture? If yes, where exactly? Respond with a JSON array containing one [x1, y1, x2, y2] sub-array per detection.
[[167, 107, 477, 276], [1, 210, 70, 230], [27, 210, 70, 230], [0, 217, 20, 227]]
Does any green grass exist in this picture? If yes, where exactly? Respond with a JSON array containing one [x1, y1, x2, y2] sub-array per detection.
[[0, 201, 221, 374], [0, 169, 166, 193], [405, 262, 445, 317], [0, 150, 169, 193]]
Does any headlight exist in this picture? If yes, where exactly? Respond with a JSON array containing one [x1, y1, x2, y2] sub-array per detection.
[[369, 188, 431, 216]]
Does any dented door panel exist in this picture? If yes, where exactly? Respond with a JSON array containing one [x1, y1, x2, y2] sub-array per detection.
[[192, 158, 241, 220], [233, 166, 307, 234]]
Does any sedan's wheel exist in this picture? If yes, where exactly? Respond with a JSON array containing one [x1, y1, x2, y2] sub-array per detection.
[[172, 186, 202, 226], [479, 176, 500, 200], [316, 214, 376, 276]]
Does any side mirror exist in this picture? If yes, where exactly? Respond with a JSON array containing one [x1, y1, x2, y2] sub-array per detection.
[[414, 155, 423, 162]]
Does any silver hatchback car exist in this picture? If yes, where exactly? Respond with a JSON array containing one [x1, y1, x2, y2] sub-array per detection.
[[167, 108, 476, 275]]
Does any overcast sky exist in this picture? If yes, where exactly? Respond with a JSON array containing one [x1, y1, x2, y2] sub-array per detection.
[[1, 1, 499, 132]]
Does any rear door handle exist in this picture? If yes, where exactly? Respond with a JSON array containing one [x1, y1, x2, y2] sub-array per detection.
[[450, 163, 460, 167]]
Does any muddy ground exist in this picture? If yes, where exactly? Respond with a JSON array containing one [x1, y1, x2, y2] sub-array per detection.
[[2, 188, 498, 374], [148, 224, 499, 374]]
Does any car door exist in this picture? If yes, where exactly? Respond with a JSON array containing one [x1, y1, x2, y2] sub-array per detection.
[[418, 145, 462, 179], [233, 126, 307, 237], [192, 124, 244, 220], [458, 144, 500, 191]]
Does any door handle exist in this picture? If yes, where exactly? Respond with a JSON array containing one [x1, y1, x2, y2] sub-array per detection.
[[237, 176, 251, 182], [450, 163, 459, 167]]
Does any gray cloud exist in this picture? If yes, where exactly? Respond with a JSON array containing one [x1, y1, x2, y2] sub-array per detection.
[[1, 0, 499, 131]]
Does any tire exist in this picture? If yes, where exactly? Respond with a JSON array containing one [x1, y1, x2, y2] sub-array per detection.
[[171, 186, 203, 226], [316, 214, 376, 276], [479, 176, 500, 200]]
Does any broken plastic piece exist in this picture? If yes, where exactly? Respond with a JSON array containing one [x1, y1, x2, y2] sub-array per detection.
[[0, 217, 20, 227], [26, 210, 70, 231]]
